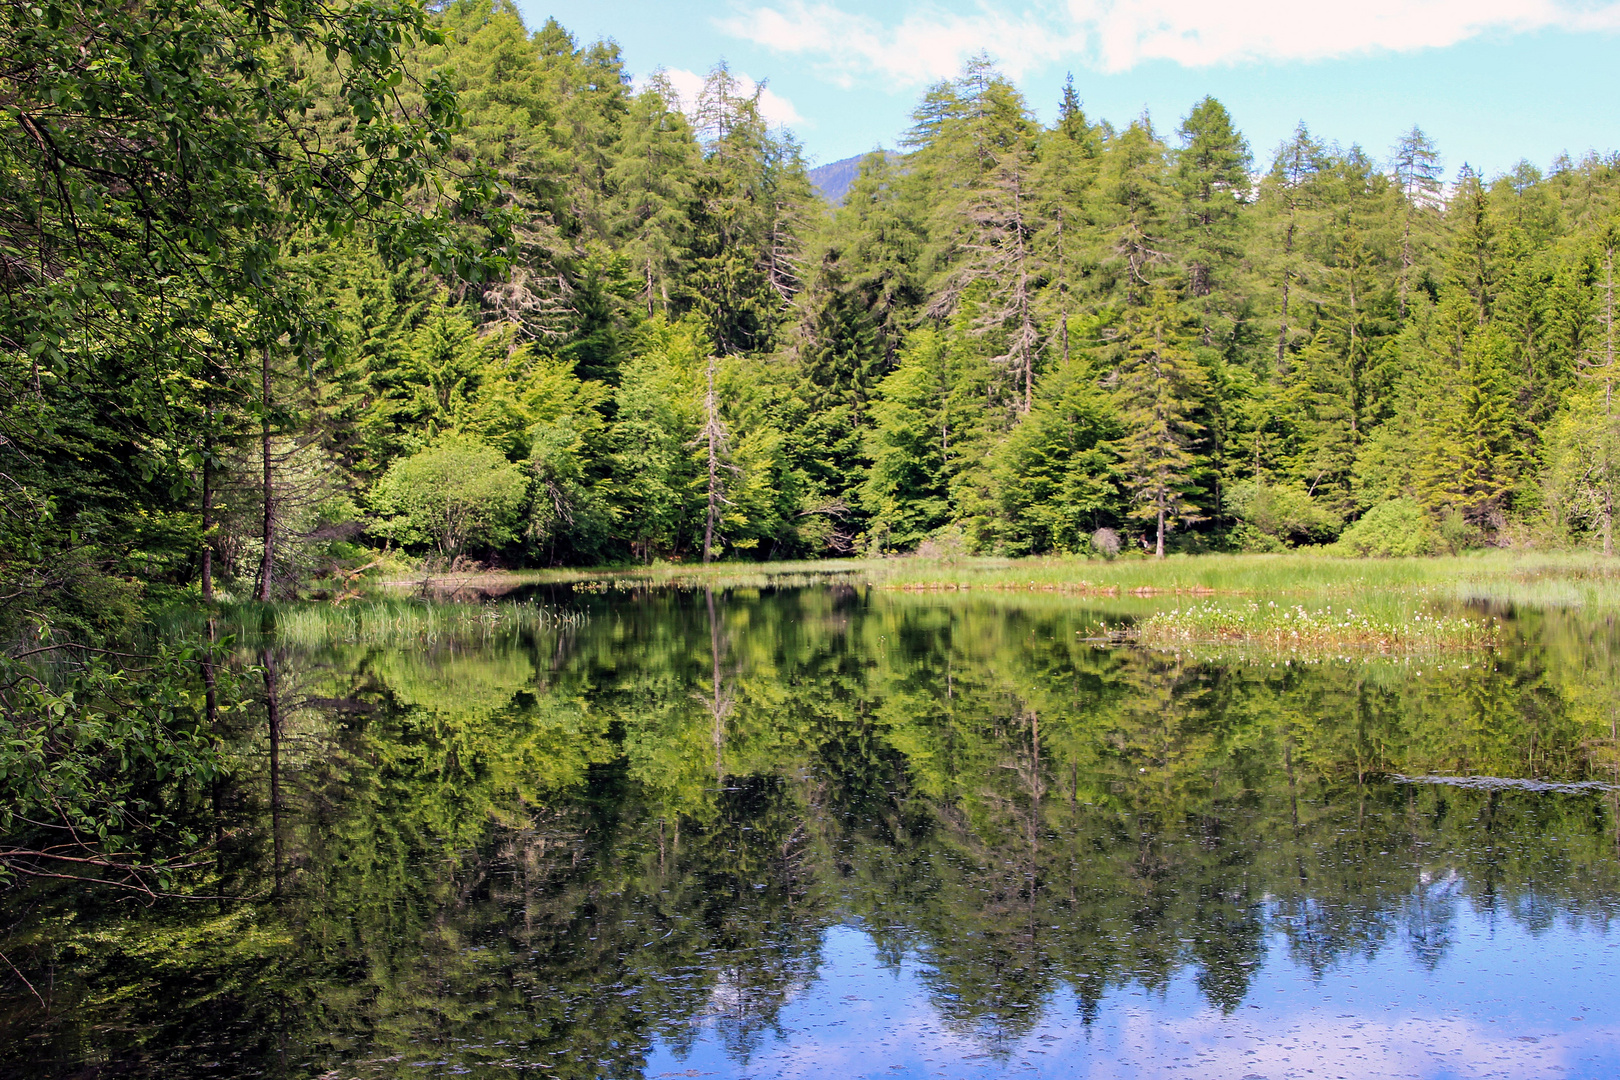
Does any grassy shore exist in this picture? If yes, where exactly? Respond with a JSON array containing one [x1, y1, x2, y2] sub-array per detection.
[[217, 550, 1612, 654], [875, 550, 1620, 605], [401, 550, 1620, 608]]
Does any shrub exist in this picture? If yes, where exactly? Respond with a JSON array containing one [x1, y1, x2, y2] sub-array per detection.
[[372, 436, 529, 557], [1226, 481, 1342, 546], [1229, 522, 1286, 553], [1335, 499, 1444, 558], [1438, 509, 1486, 553]]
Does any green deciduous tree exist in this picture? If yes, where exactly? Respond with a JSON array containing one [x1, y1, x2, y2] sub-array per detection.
[[371, 435, 529, 557]]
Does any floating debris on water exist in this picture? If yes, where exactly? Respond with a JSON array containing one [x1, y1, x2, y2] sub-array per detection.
[[1391, 774, 1620, 794]]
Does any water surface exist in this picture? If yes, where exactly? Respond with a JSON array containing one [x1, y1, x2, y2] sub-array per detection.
[[4, 586, 1619, 1079]]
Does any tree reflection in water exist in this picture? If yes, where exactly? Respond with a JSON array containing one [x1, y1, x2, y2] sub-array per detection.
[[3, 586, 1619, 1078]]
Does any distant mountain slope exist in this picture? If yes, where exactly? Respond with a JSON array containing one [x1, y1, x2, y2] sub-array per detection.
[[809, 151, 897, 206]]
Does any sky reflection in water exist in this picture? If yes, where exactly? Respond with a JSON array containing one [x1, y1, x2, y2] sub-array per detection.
[[651, 917, 1620, 1080], [4, 586, 1620, 1079]]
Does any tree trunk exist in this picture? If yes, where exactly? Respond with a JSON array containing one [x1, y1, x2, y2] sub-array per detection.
[[702, 355, 721, 564], [1276, 272, 1290, 373], [1155, 504, 1166, 559], [1399, 214, 1413, 319], [1057, 210, 1070, 366], [201, 412, 214, 604], [1278, 211, 1296, 372], [1604, 486, 1613, 559], [1013, 171, 1034, 415], [258, 346, 274, 602], [1606, 247, 1615, 557]]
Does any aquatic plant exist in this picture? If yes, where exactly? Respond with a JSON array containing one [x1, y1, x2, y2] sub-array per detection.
[[1132, 600, 1499, 653]]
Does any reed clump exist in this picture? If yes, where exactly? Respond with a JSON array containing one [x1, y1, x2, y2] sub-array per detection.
[[173, 599, 588, 646], [277, 600, 586, 646]]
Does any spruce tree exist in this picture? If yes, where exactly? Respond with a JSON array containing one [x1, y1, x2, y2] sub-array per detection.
[[862, 329, 955, 549], [833, 151, 928, 362]]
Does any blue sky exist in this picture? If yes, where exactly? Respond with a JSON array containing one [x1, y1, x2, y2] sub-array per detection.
[[515, 1, 1620, 178]]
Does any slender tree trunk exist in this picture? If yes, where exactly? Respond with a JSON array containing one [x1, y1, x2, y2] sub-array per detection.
[[203, 620, 218, 733], [258, 346, 274, 602], [1278, 212, 1296, 372], [201, 410, 214, 604], [1605, 247, 1615, 384], [1605, 247, 1615, 556], [1605, 485, 1614, 559], [1155, 504, 1166, 559], [1057, 210, 1070, 366], [1277, 272, 1291, 373], [1400, 213, 1413, 320], [1013, 173, 1034, 415], [1348, 263, 1360, 436], [703, 355, 721, 564]]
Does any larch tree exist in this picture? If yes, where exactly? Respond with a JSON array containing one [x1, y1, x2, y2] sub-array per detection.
[[1175, 97, 1252, 321], [1391, 127, 1445, 318], [611, 78, 701, 318], [1037, 76, 1103, 368], [1111, 287, 1208, 556], [1102, 118, 1173, 309], [1256, 125, 1326, 373]]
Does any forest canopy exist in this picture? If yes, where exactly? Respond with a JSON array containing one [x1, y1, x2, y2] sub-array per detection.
[[4, 0, 1620, 624]]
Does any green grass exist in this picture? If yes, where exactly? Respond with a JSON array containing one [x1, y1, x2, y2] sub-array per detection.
[[881, 550, 1531, 591], [378, 550, 1620, 609], [1451, 557, 1620, 611]]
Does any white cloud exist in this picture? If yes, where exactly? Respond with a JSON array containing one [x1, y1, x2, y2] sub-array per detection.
[[719, 0, 1620, 84], [638, 67, 807, 128]]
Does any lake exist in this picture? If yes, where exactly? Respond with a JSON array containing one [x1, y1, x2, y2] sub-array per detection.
[[4, 583, 1619, 1079]]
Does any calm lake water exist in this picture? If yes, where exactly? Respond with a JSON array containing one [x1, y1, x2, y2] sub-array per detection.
[[5, 584, 1620, 1079]]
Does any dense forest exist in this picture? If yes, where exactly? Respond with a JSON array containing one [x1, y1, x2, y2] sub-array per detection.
[[5, 0, 1620, 627]]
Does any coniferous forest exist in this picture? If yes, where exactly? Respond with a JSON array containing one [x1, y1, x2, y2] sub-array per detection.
[[6, 0, 1620, 630]]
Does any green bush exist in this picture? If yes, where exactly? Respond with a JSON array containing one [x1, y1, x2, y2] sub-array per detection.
[[1229, 522, 1286, 553], [1226, 481, 1343, 546], [1335, 499, 1444, 557], [371, 436, 529, 558], [1438, 509, 1486, 553]]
